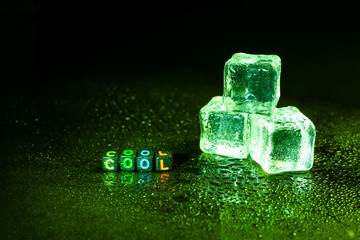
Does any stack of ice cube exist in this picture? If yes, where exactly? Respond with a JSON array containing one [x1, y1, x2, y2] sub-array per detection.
[[199, 53, 315, 174]]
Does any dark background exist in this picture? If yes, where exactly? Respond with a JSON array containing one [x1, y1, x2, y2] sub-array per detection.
[[1, 1, 359, 105], [1, 1, 360, 239]]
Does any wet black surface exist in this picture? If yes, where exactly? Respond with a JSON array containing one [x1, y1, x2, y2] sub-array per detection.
[[1, 4, 360, 239], [1, 68, 360, 239]]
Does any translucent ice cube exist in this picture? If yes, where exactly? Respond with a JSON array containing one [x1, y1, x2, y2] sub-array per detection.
[[199, 96, 249, 159], [249, 106, 315, 174], [223, 52, 281, 115]]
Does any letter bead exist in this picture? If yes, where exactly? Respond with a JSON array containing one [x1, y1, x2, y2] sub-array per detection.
[[155, 150, 173, 171], [136, 150, 154, 171], [102, 151, 119, 172], [119, 149, 136, 171]]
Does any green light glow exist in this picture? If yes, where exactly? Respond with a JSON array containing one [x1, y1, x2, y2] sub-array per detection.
[[123, 150, 134, 156], [106, 151, 117, 157], [123, 173, 134, 185], [103, 173, 116, 187], [123, 158, 133, 168]]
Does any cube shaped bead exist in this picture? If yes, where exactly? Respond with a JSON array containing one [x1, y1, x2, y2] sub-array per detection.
[[119, 149, 136, 171], [155, 150, 173, 171], [136, 150, 154, 171], [102, 151, 119, 171]]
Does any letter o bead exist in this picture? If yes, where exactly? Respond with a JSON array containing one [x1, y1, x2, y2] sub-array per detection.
[[119, 149, 136, 171], [136, 150, 154, 171], [102, 151, 119, 172]]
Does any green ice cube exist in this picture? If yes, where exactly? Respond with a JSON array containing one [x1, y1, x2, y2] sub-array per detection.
[[199, 96, 249, 159], [249, 106, 315, 174], [224, 52, 281, 115]]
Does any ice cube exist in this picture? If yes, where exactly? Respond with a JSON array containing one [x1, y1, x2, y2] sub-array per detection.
[[223, 52, 281, 115], [249, 106, 315, 174], [199, 96, 249, 159]]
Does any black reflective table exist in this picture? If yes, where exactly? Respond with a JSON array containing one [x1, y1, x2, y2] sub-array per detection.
[[1, 68, 359, 239]]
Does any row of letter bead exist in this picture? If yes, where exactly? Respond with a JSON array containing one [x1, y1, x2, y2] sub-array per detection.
[[102, 150, 173, 172]]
